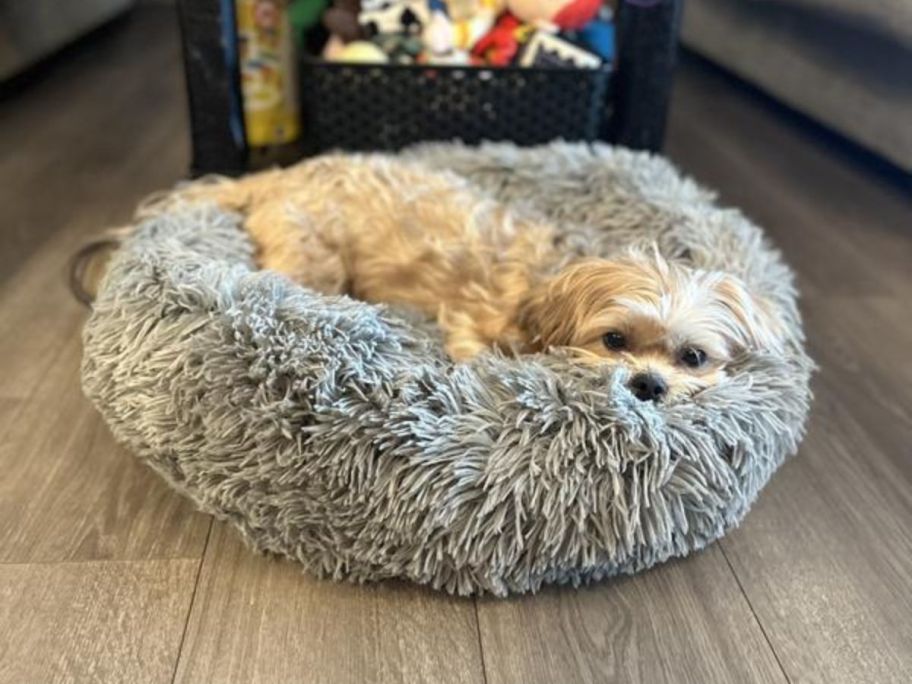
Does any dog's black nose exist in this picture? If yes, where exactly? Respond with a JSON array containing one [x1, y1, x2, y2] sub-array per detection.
[[629, 372, 668, 402]]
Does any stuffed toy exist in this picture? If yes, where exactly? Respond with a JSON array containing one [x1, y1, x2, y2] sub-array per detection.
[[335, 40, 390, 62], [323, 0, 365, 42], [359, 0, 429, 38], [518, 30, 599, 68], [450, 0, 504, 50], [471, 13, 527, 66], [575, 15, 614, 61], [423, 7, 455, 56], [507, 0, 601, 31], [470, 0, 602, 66]]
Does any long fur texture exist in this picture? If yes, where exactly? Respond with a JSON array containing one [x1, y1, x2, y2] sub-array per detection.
[[174, 155, 785, 402], [81, 142, 813, 595], [174, 155, 561, 360]]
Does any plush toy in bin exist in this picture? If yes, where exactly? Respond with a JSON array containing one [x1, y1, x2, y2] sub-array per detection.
[[471, 13, 526, 66], [359, 0, 429, 37], [318, 0, 614, 67], [518, 29, 600, 68], [334, 40, 390, 62], [323, 0, 366, 42], [508, 0, 601, 30]]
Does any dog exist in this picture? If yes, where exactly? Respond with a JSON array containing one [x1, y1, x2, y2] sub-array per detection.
[[177, 154, 783, 403]]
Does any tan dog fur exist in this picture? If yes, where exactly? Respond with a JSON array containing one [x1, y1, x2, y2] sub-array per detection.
[[181, 155, 782, 402]]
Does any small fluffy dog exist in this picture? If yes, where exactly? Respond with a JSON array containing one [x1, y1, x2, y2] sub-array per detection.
[[183, 155, 782, 403]]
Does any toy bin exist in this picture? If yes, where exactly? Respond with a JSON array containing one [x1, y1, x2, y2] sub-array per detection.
[[176, 0, 683, 175], [297, 61, 612, 154]]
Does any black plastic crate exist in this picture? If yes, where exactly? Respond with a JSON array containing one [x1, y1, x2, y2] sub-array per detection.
[[298, 61, 612, 155], [177, 0, 682, 175]]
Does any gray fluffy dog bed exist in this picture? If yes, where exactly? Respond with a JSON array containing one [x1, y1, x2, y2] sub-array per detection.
[[82, 142, 813, 595]]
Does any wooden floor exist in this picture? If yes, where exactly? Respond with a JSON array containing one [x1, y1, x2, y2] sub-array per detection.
[[1, 7, 910, 683]]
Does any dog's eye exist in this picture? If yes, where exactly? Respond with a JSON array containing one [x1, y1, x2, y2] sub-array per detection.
[[680, 347, 707, 368], [602, 331, 626, 350]]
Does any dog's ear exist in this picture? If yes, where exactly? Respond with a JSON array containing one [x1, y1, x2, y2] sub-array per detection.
[[514, 281, 565, 352], [713, 275, 785, 353], [515, 259, 635, 351]]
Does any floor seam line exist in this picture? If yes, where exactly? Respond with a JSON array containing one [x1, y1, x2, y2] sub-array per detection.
[[473, 598, 491, 684], [718, 541, 793, 684], [169, 518, 214, 684]]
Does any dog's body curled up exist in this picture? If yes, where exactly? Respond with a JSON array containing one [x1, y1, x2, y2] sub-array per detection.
[[183, 155, 783, 403]]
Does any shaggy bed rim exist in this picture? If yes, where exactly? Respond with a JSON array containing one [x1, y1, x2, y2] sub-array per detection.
[[81, 142, 813, 595]]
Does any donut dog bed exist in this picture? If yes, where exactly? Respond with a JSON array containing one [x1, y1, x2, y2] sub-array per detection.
[[81, 142, 813, 595]]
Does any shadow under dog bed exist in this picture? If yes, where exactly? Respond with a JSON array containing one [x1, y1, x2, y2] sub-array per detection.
[[81, 142, 813, 596]]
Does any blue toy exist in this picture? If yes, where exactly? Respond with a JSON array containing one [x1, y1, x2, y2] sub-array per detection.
[[577, 17, 614, 63]]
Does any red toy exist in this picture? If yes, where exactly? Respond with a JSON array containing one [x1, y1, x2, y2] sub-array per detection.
[[508, 0, 600, 31], [471, 13, 525, 66]]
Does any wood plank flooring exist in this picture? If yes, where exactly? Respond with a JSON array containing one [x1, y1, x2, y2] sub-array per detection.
[[0, 560, 199, 684], [174, 525, 486, 684], [0, 8, 909, 683], [666, 56, 912, 684]]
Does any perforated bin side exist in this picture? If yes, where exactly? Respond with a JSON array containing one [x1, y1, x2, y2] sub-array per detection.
[[298, 62, 612, 154]]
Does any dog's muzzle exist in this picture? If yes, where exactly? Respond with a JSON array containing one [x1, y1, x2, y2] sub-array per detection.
[[629, 372, 668, 402]]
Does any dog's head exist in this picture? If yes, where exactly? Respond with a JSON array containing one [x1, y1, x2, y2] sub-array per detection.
[[517, 251, 783, 403]]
